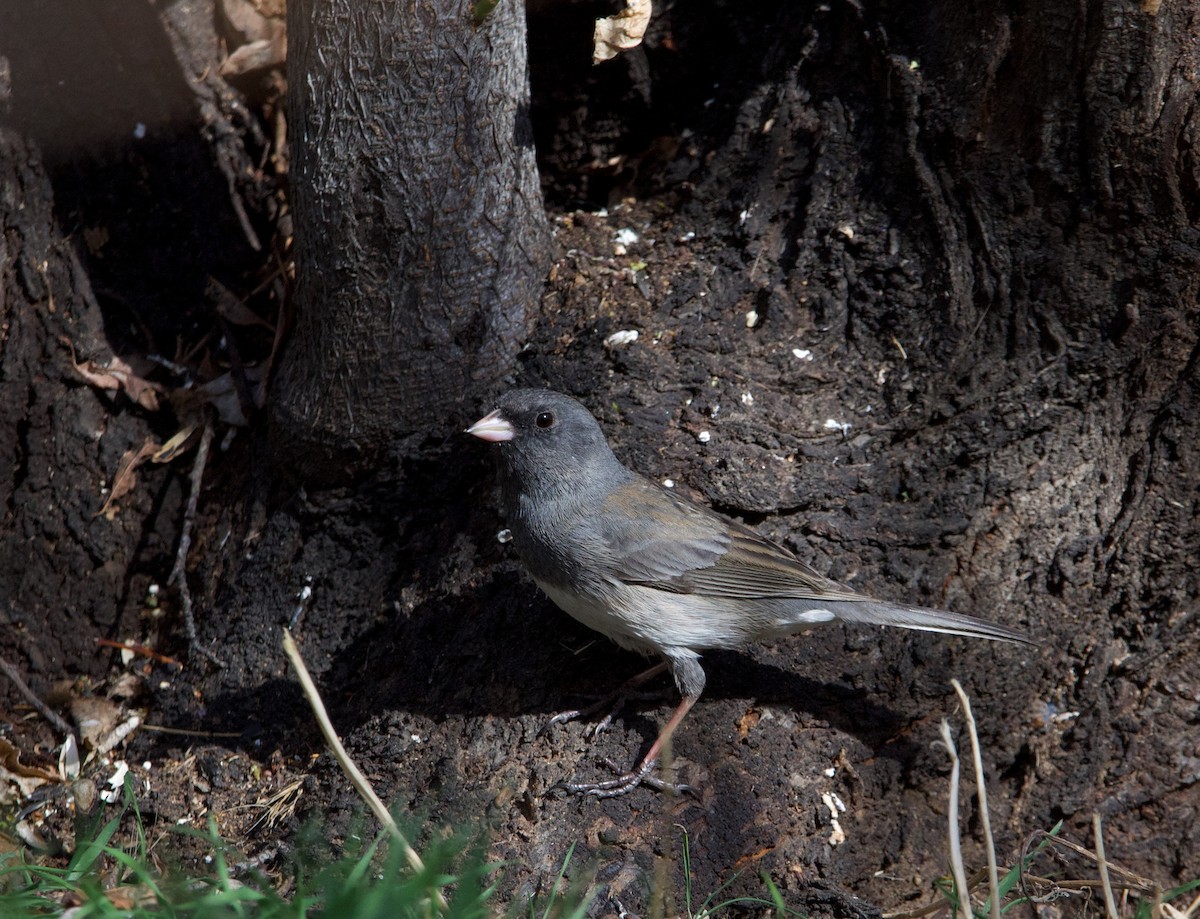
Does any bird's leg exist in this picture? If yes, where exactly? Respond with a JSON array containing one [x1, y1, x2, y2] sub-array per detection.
[[555, 693, 697, 798], [540, 659, 670, 738]]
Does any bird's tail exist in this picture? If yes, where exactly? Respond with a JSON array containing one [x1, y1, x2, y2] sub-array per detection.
[[836, 601, 1032, 645]]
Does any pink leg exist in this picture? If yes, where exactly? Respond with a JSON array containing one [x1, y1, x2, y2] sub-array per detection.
[[556, 693, 698, 798]]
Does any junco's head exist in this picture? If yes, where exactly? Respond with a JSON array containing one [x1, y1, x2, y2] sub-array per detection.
[[466, 389, 630, 502]]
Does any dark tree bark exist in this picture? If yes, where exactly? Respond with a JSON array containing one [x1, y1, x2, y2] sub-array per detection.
[[0, 1, 266, 695], [0, 128, 164, 682], [274, 0, 551, 474]]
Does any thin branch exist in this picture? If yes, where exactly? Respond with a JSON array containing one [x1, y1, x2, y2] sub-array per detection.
[[0, 654, 74, 738], [169, 420, 224, 667]]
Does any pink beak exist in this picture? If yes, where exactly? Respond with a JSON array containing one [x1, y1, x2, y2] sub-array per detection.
[[466, 409, 514, 443]]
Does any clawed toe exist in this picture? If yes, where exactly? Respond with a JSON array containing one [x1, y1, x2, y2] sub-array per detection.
[[552, 757, 695, 799], [539, 661, 671, 740]]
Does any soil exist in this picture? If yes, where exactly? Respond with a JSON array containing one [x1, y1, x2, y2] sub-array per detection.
[[2, 1, 1198, 916]]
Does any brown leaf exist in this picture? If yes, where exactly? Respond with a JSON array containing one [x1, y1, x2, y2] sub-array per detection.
[[152, 424, 199, 463], [0, 738, 60, 782], [593, 0, 651, 64], [98, 437, 160, 520], [62, 338, 161, 411], [69, 696, 124, 750]]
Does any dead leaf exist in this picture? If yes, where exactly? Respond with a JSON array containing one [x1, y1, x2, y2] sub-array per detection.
[[61, 337, 161, 411], [70, 696, 124, 750], [221, 34, 287, 76], [593, 0, 652, 64], [217, 0, 286, 75], [0, 738, 60, 787], [98, 437, 160, 520], [152, 424, 199, 463], [0, 739, 60, 781]]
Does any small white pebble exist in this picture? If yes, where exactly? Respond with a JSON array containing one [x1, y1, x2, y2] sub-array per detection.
[[604, 329, 639, 348], [824, 418, 852, 436], [792, 348, 814, 361], [147, 583, 160, 596], [614, 228, 639, 246], [410, 734, 423, 743], [837, 224, 854, 239], [739, 208, 751, 225], [741, 392, 754, 406], [745, 310, 760, 328], [823, 767, 836, 778], [679, 231, 696, 242], [697, 431, 711, 444], [662, 479, 675, 488], [594, 207, 609, 218], [822, 792, 847, 846], [497, 528, 513, 544]]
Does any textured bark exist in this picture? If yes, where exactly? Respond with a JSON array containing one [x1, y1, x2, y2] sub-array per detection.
[[275, 0, 550, 474], [0, 128, 167, 684]]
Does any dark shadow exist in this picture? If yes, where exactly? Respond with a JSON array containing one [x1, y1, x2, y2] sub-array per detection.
[[0, 1, 264, 357]]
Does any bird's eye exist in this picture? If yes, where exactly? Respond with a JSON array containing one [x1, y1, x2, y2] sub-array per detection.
[[535, 411, 555, 429]]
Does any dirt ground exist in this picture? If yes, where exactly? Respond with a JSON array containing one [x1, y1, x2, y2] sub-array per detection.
[[2, 1, 1198, 916]]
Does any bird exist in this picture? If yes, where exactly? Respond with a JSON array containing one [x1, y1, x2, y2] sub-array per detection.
[[467, 388, 1031, 796]]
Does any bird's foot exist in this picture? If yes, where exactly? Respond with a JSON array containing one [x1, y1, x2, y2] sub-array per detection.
[[538, 661, 670, 740], [540, 688, 665, 740], [553, 757, 695, 799]]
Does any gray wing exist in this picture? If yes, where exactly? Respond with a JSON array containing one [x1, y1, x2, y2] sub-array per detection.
[[595, 476, 1031, 645], [595, 477, 867, 601]]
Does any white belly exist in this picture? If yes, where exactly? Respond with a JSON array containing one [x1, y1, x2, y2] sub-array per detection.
[[533, 577, 840, 655]]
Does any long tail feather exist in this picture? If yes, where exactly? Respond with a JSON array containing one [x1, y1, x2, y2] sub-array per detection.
[[837, 601, 1032, 645]]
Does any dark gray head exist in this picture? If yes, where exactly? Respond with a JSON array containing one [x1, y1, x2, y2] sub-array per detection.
[[467, 389, 631, 505]]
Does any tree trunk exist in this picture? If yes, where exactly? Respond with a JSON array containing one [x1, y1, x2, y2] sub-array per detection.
[[274, 0, 550, 476]]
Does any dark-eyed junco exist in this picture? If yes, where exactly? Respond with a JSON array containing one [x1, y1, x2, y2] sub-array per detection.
[[468, 389, 1031, 796]]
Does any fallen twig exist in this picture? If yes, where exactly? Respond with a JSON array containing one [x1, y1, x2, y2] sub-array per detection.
[[0, 654, 75, 738], [168, 419, 223, 667]]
